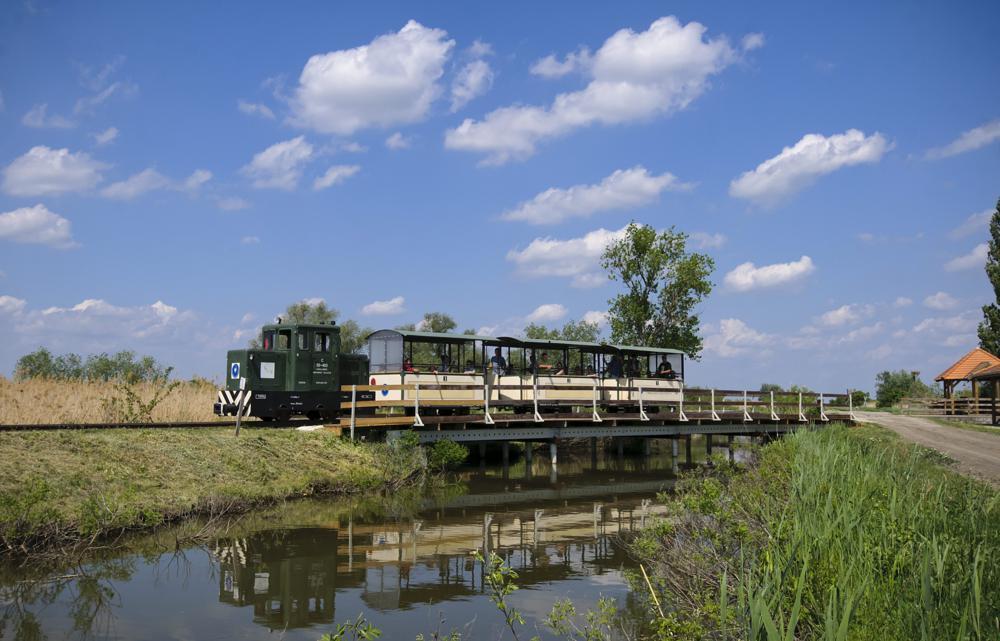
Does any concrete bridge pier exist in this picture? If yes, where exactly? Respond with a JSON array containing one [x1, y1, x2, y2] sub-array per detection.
[[706, 434, 713, 457], [643, 438, 652, 457], [549, 440, 559, 483], [616, 438, 625, 462], [728, 435, 736, 462], [502, 442, 510, 466], [685, 435, 693, 465], [524, 442, 533, 475], [590, 437, 598, 469], [479, 442, 487, 471]]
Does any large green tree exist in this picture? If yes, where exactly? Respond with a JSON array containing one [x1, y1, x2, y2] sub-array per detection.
[[524, 319, 602, 342], [600, 223, 715, 358], [978, 198, 1000, 355], [252, 300, 371, 354], [396, 311, 457, 334]]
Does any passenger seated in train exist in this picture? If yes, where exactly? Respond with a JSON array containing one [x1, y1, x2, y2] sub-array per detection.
[[489, 347, 507, 376], [464, 360, 477, 374], [435, 354, 451, 373], [538, 352, 554, 372], [402, 358, 419, 373], [624, 356, 640, 377], [656, 359, 676, 380], [606, 353, 623, 378]]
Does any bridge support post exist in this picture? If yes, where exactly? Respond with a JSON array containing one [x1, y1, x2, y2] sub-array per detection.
[[643, 438, 652, 457], [672, 437, 679, 458], [685, 435, 693, 465], [502, 442, 510, 478], [525, 442, 533, 465], [728, 435, 736, 462], [617, 438, 624, 460], [549, 441, 558, 467], [706, 434, 713, 457], [590, 437, 598, 468]]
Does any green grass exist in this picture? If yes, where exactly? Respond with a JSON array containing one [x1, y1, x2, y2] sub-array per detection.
[[927, 417, 1000, 436], [0, 427, 424, 553], [634, 424, 1000, 640]]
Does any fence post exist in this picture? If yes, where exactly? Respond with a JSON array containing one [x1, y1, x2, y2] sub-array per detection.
[[533, 376, 543, 422], [483, 377, 495, 425], [591, 379, 602, 422], [848, 389, 856, 422], [638, 385, 649, 421], [743, 390, 752, 422], [678, 382, 689, 422], [798, 391, 807, 422], [413, 383, 424, 427], [819, 392, 829, 422], [711, 388, 720, 422], [350, 384, 357, 441], [770, 390, 779, 421]]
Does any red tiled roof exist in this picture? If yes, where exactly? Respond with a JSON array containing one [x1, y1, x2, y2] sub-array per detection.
[[935, 347, 1000, 381]]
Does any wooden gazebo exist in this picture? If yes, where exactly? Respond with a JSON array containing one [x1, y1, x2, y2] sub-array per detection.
[[935, 347, 1000, 413]]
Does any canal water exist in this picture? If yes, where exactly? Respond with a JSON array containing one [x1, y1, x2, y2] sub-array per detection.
[[0, 440, 723, 641]]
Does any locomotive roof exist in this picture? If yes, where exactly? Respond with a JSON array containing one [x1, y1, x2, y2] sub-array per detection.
[[366, 328, 686, 356]]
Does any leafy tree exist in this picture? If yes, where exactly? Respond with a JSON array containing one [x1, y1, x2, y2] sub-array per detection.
[[524, 320, 602, 342], [875, 370, 934, 407], [978, 198, 1000, 355], [339, 319, 372, 355], [403, 311, 456, 334], [250, 300, 371, 353], [13, 347, 55, 380], [14, 348, 170, 383], [601, 223, 714, 358]]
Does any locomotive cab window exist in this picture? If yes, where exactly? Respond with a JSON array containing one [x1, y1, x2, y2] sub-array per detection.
[[297, 332, 308, 351], [315, 332, 330, 352], [277, 329, 291, 350], [262, 330, 276, 351]]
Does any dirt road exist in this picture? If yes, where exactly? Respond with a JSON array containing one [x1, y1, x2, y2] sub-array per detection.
[[856, 411, 1000, 486]]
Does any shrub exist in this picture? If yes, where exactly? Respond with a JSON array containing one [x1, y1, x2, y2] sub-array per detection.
[[875, 370, 935, 407], [427, 439, 468, 471]]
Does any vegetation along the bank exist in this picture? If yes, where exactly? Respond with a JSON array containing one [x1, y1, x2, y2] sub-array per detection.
[[632, 424, 999, 640], [0, 427, 428, 554]]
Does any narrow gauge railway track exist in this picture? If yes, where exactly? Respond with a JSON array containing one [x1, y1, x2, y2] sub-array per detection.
[[0, 418, 321, 432]]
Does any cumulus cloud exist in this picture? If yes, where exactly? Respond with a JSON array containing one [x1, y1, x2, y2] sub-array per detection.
[[944, 243, 988, 272], [93, 126, 119, 146], [451, 59, 494, 112], [582, 310, 609, 327], [923, 291, 958, 310], [101, 168, 171, 200], [290, 20, 454, 135], [689, 231, 727, 249], [501, 166, 688, 225], [10, 298, 194, 348], [313, 164, 360, 190], [530, 47, 592, 78], [925, 119, 1000, 160], [181, 169, 212, 192], [217, 196, 251, 211], [949, 209, 992, 239], [704, 318, 772, 357], [0, 204, 77, 249], [893, 296, 913, 308], [729, 130, 889, 206], [0, 295, 27, 315], [741, 32, 765, 51], [506, 226, 626, 287], [526, 303, 567, 323], [724, 256, 815, 292], [913, 312, 977, 334], [446, 16, 742, 164], [361, 296, 406, 315], [241, 136, 314, 190], [22, 103, 74, 128], [818, 303, 873, 327], [2, 146, 107, 197], [241, 236, 260, 245], [238, 100, 275, 120], [385, 132, 412, 150]]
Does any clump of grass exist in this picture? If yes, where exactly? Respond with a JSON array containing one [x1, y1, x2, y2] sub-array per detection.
[[0, 427, 424, 554], [634, 424, 1000, 640], [0, 376, 223, 424]]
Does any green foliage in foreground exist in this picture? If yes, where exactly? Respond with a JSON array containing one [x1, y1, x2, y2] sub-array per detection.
[[14, 348, 172, 383], [633, 425, 1000, 640], [875, 369, 936, 407]]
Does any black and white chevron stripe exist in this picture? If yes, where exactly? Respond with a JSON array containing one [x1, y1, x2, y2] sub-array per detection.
[[217, 389, 252, 415]]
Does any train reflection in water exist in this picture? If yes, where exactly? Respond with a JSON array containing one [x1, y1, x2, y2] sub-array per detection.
[[212, 450, 676, 632]]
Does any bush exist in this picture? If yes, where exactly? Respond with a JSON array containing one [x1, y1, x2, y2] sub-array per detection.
[[875, 370, 935, 407], [14, 348, 171, 384], [426, 440, 468, 471]]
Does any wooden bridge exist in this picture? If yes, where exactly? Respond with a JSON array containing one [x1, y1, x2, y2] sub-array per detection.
[[335, 381, 857, 467]]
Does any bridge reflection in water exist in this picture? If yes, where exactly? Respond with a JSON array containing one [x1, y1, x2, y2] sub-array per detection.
[[212, 446, 683, 633]]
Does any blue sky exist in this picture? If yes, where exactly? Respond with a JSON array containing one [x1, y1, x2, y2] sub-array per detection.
[[1, 0, 998, 393]]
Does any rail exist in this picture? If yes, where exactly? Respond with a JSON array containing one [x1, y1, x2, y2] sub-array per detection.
[[340, 381, 856, 439]]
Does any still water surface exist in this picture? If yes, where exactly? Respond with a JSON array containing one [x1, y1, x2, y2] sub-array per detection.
[[1, 442, 721, 640]]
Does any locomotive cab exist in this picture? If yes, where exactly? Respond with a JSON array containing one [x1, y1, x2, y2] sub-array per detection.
[[214, 320, 369, 421]]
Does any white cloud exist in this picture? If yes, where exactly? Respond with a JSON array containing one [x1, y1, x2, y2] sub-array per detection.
[[100, 168, 171, 200], [867, 344, 892, 361], [923, 291, 958, 310], [291, 20, 454, 135], [530, 47, 592, 78], [451, 59, 494, 112], [361, 296, 406, 315], [582, 310, 609, 327], [217, 196, 251, 211], [13, 297, 193, 345], [2, 146, 107, 197], [313, 164, 360, 190], [944, 243, 988, 272], [238, 100, 275, 120], [838, 322, 884, 344], [741, 32, 765, 51], [704, 318, 772, 357], [73, 80, 135, 116], [0, 295, 27, 316], [949, 209, 992, 239], [182, 169, 212, 192], [241, 136, 314, 190], [893, 296, 913, 308], [819, 303, 873, 327], [724, 256, 815, 292], [385, 132, 411, 150], [526, 303, 567, 323], [21, 103, 74, 129], [506, 226, 626, 287], [241, 236, 260, 245], [446, 16, 740, 164], [501, 166, 688, 225], [0, 204, 76, 249], [913, 312, 977, 334], [92, 126, 119, 146], [729, 130, 889, 206], [925, 119, 1000, 160], [689, 231, 727, 249], [339, 141, 367, 153], [571, 273, 608, 289]]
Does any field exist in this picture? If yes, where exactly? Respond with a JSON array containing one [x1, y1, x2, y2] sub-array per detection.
[[0, 426, 424, 553], [0, 377, 223, 424]]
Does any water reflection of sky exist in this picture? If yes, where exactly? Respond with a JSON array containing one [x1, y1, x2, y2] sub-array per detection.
[[0, 440, 741, 640]]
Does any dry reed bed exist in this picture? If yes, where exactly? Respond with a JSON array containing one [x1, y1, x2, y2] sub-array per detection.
[[0, 377, 222, 424]]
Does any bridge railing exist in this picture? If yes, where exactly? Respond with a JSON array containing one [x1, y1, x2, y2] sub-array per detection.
[[339, 381, 855, 437]]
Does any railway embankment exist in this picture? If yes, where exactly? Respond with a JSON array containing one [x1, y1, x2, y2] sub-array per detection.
[[0, 427, 424, 554], [632, 424, 1000, 639]]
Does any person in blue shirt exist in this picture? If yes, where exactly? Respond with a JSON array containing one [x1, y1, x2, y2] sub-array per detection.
[[490, 348, 507, 376]]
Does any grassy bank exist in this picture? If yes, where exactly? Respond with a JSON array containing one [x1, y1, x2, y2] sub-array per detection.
[[0, 427, 423, 554], [634, 425, 1000, 640], [0, 377, 222, 424]]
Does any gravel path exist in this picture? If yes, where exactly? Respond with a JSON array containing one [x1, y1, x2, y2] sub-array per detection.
[[856, 411, 1000, 486]]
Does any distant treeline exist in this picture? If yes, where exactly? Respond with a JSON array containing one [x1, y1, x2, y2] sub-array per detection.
[[14, 347, 172, 383]]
